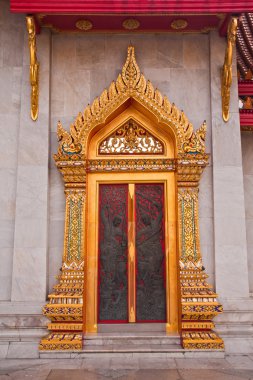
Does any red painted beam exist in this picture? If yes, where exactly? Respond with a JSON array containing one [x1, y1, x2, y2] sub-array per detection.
[[238, 80, 253, 95], [10, 0, 253, 14]]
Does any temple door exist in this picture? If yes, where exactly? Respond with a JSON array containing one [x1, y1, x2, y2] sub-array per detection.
[[98, 182, 166, 323]]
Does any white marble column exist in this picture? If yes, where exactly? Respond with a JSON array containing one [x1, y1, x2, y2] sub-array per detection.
[[210, 31, 249, 299], [11, 29, 51, 301]]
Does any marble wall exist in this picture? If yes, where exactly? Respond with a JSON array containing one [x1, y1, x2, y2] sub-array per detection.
[[1, 3, 253, 355], [49, 33, 215, 291], [0, 1, 25, 300], [210, 31, 249, 300], [241, 132, 253, 293], [0, 6, 226, 299]]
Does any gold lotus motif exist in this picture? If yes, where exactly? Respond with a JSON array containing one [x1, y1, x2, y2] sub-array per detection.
[[76, 19, 93, 31], [122, 18, 140, 30], [171, 19, 188, 30]]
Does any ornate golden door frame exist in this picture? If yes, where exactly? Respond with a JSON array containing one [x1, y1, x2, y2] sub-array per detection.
[[40, 46, 224, 351], [86, 104, 177, 332], [86, 173, 177, 333]]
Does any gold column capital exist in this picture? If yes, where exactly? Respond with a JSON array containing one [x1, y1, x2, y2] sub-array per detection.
[[177, 153, 209, 187]]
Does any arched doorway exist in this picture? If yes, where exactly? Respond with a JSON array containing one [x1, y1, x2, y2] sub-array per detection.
[[39, 46, 224, 351], [86, 105, 177, 333]]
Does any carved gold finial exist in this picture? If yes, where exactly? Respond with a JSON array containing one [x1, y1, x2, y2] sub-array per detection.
[[121, 46, 141, 90], [221, 17, 238, 122], [26, 16, 39, 121]]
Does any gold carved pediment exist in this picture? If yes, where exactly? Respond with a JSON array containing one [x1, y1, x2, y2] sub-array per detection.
[[98, 118, 164, 155], [55, 46, 206, 160]]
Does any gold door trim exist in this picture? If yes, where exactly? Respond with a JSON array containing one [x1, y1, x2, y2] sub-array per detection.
[[128, 184, 136, 323], [85, 172, 178, 333]]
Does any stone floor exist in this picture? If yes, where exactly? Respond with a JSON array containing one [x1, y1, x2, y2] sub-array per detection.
[[1, 355, 253, 379]]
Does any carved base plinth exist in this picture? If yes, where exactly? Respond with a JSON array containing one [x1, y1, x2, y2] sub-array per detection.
[[40, 269, 84, 351], [182, 331, 224, 350], [39, 333, 82, 351], [180, 267, 224, 350]]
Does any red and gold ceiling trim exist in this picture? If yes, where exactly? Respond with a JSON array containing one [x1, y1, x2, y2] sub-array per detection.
[[11, 0, 253, 35], [10, 0, 253, 14]]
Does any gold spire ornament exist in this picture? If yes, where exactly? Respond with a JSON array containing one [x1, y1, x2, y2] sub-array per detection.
[[221, 17, 238, 122], [26, 16, 39, 121]]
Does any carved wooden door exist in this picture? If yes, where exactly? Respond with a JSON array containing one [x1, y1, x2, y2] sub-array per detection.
[[98, 183, 166, 323]]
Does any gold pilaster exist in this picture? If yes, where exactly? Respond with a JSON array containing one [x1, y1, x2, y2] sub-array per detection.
[[177, 155, 224, 350], [39, 159, 86, 351]]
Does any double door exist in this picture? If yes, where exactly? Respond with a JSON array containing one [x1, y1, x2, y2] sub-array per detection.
[[98, 183, 166, 323]]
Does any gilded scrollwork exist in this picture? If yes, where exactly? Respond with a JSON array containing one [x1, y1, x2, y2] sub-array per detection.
[[99, 119, 164, 154], [178, 188, 200, 265], [64, 191, 85, 266], [26, 16, 39, 121], [182, 121, 207, 154], [87, 158, 175, 172], [221, 17, 238, 122], [55, 46, 207, 159]]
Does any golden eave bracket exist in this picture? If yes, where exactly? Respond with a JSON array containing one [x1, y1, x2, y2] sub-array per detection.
[[26, 16, 39, 121], [221, 17, 238, 122]]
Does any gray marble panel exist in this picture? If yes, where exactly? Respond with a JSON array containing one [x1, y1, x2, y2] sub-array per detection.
[[7, 342, 39, 359], [0, 115, 19, 169], [199, 166, 214, 219], [0, 343, 9, 359], [14, 166, 48, 220], [243, 175, 253, 219], [2, 25, 24, 67], [156, 35, 183, 69], [49, 220, 64, 249], [212, 113, 242, 168], [246, 220, 253, 246], [52, 35, 77, 73], [11, 29, 51, 302], [210, 31, 249, 299], [169, 68, 210, 130], [76, 35, 105, 70], [0, 168, 16, 221], [200, 244, 215, 286], [183, 34, 209, 69], [49, 167, 65, 221], [213, 166, 246, 219], [241, 132, 253, 175], [2, 0, 24, 27], [0, 219, 15, 249], [0, 247, 13, 300], [11, 247, 47, 301]]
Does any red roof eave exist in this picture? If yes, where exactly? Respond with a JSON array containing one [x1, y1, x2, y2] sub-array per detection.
[[239, 81, 253, 95], [10, 0, 253, 14]]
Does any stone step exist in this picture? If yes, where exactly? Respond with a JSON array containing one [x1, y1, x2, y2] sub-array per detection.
[[98, 323, 166, 333], [84, 333, 180, 346], [82, 344, 182, 353], [40, 350, 225, 359]]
